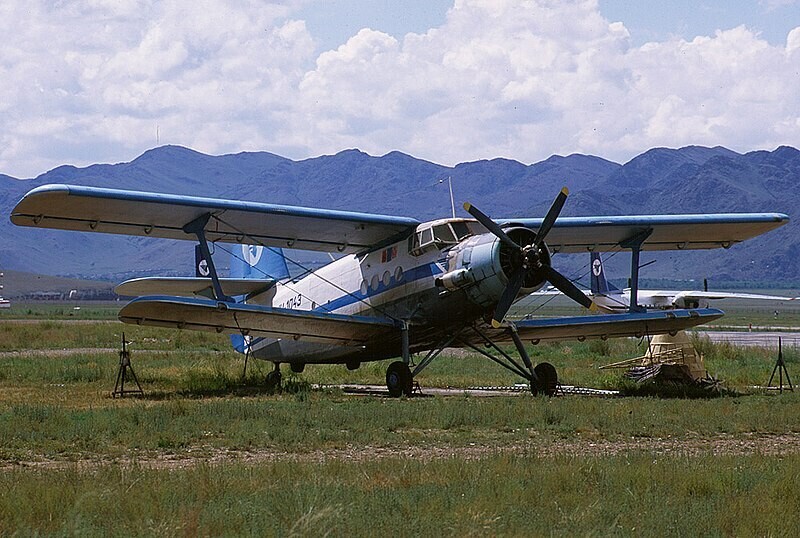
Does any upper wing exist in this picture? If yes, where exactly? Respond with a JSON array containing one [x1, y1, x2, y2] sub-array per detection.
[[496, 213, 789, 252], [10, 184, 419, 254], [115, 277, 276, 299], [119, 296, 396, 345], [468, 308, 724, 345]]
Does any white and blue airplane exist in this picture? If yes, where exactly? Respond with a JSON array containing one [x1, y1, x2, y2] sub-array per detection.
[[10, 184, 789, 396], [588, 252, 797, 312]]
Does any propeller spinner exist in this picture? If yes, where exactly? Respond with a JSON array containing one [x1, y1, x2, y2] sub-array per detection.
[[464, 187, 597, 327]]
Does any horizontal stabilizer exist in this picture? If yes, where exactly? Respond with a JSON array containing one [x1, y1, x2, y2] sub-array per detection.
[[115, 277, 276, 299], [118, 296, 396, 345], [484, 308, 724, 344]]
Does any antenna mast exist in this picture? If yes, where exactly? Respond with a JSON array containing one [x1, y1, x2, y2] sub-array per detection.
[[447, 176, 455, 219]]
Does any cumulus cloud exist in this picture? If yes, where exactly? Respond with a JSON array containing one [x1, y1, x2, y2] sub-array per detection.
[[1, 0, 798, 177], [0, 0, 312, 176]]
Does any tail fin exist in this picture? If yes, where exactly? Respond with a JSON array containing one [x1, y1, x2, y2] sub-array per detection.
[[590, 253, 618, 294], [230, 244, 290, 281], [230, 244, 289, 354]]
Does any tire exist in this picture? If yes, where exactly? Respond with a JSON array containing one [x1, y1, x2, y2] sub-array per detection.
[[386, 361, 413, 397], [534, 362, 558, 397]]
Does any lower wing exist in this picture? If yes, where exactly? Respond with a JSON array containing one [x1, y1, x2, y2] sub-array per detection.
[[119, 296, 396, 346], [467, 308, 723, 345]]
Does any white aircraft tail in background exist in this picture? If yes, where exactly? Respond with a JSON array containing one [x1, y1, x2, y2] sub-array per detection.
[[588, 252, 797, 312]]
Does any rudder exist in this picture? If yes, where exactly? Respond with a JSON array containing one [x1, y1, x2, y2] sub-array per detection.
[[590, 253, 618, 294]]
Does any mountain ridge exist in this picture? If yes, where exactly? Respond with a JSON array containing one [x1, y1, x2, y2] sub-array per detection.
[[1, 145, 797, 286]]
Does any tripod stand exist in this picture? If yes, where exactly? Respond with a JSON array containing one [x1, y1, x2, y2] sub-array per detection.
[[767, 337, 794, 393], [112, 333, 144, 398]]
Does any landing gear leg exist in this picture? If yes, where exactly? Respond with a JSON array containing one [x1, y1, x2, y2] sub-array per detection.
[[385, 321, 414, 397], [265, 362, 282, 390], [386, 361, 413, 397], [461, 324, 560, 397]]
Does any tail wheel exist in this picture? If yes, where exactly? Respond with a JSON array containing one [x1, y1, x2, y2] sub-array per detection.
[[534, 362, 558, 397], [386, 361, 413, 397], [265, 364, 282, 389]]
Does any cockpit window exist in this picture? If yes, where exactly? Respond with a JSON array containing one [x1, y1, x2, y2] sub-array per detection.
[[409, 221, 473, 256], [451, 221, 471, 240], [420, 227, 433, 245], [433, 224, 456, 244]]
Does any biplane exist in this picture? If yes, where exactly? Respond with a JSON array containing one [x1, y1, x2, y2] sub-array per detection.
[[10, 184, 788, 396]]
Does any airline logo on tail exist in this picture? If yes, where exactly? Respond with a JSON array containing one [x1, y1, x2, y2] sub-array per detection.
[[592, 257, 602, 277], [195, 245, 210, 277], [243, 245, 264, 266], [589, 252, 618, 295]]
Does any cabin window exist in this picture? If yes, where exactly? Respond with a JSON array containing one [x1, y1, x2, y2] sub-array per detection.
[[370, 274, 379, 291], [395, 266, 404, 282], [382, 271, 391, 286], [360, 280, 368, 295]]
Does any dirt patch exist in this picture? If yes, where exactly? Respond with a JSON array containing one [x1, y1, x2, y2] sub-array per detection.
[[5, 432, 800, 472]]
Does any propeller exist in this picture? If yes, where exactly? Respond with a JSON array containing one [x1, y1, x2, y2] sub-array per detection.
[[464, 187, 597, 327]]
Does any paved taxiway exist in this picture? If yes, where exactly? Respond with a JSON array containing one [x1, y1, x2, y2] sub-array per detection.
[[693, 330, 800, 348]]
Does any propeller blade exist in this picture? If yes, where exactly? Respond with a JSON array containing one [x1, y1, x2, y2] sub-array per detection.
[[492, 267, 526, 328], [534, 187, 569, 246], [543, 265, 597, 311], [463, 202, 521, 250]]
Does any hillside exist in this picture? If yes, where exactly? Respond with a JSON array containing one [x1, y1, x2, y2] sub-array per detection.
[[1, 145, 797, 286]]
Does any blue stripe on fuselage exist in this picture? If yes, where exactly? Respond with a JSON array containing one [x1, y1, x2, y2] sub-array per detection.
[[314, 261, 444, 313], [242, 261, 445, 354]]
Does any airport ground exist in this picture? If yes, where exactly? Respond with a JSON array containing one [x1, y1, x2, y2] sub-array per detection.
[[1, 300, 800, 535]]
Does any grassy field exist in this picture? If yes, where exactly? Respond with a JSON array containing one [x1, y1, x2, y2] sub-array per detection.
[[1, 303, 800, 534]]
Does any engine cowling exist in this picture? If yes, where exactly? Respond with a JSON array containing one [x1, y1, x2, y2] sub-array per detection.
[[437, 227, 548, 308]]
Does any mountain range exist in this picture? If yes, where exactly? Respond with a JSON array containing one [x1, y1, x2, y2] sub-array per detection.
[[2, 145, 798, 288]]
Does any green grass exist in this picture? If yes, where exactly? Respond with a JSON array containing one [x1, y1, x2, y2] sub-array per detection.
[[0, 302, 121, 320], [2, 313, 800, 535], [1, 454, 799, 536]]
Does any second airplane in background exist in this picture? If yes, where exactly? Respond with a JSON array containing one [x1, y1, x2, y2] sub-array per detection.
[[587, 253, 796, 312]]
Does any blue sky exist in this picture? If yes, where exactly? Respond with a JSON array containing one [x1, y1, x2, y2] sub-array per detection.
[[1, 0, 798, 177], [298, 0, 800, 52]]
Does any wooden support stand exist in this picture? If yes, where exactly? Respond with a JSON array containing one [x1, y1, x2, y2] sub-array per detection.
[[112, 333, 144, 398]]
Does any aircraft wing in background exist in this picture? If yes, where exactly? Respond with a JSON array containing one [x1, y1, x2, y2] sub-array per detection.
[[671, 290, 798, 307]]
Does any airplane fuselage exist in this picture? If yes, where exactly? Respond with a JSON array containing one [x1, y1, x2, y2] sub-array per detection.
[[243, 219, 540, 364]]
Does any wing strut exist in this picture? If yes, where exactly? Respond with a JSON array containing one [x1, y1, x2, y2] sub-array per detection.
[[620, 228, 653, 312], [183, 213, 232, 303]]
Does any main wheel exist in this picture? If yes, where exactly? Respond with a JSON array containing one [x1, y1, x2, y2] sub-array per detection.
[[265, 366, 282, 390], [386, 361, 413, 397], [534, 362, 558, 397]]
